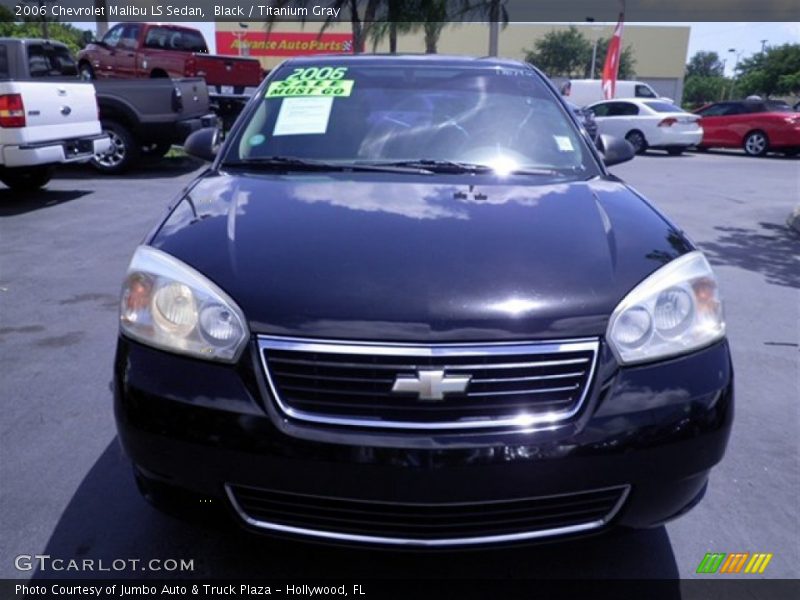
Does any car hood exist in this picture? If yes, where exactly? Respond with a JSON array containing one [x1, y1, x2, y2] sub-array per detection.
[[150, 171, 691, 342]]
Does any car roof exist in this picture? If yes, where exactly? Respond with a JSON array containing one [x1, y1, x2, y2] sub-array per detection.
[[280, 54, 533, 70]]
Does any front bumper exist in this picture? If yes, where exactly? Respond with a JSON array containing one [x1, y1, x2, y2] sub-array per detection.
[[2, 134, 111, 168], [114, 337, 733, 547]]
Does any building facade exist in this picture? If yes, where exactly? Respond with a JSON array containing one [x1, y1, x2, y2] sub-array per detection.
[[215, 22, 690, 102]]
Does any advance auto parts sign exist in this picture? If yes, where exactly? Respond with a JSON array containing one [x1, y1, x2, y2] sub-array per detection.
[[266, 67, 354, 98], [215, 32, 353, 57]]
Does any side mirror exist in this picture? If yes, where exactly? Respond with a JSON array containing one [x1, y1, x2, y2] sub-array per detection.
[[184, 128, 220, 162], [598, 134, 635, 167]]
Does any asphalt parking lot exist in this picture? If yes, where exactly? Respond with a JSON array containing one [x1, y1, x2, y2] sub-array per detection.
[[0, 150, 798, 584]]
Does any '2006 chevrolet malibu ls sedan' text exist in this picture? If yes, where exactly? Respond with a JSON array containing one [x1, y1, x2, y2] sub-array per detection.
[[114, 55, 732, 548]]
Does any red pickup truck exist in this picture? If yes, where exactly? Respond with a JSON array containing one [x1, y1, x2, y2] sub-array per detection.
[[76, 23, 262, 95]]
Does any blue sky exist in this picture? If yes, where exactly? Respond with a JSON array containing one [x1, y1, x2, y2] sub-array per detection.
[[78, 21, 800, 75]]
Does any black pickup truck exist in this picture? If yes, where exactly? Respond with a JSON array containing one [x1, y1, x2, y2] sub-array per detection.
[[2, 38, 217, 173]]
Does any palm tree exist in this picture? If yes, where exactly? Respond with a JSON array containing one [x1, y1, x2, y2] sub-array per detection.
[[463, 0, 510, 56], [368, 0, 452, 54], [261, 0, 383, 54], [368, 0, 418, 53]]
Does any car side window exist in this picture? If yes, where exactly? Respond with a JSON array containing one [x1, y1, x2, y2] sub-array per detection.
[[601, 102, 638, 117], [119, 25, 141, 50], [724, 104, 747, 116], [591, 104, 610, 117], [26, 45, 50, 77], [635, 85, 656, 98], [604, 102, 626, 117], [102, 25, 124, 48], [697, 104, 727, 117], [144, 27, 167, 49]]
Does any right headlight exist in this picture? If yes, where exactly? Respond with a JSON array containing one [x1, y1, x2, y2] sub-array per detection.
[[607, 251, 725, 365], [119, 245, 249, 363]]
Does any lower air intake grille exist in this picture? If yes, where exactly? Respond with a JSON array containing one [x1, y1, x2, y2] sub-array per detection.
[[226, 484, 629, 546]]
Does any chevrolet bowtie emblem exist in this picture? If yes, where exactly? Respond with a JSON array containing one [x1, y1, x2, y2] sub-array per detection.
[[391, 370, 471, 401]]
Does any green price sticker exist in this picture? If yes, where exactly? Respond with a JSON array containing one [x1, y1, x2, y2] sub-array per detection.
[[266, 66, 354, 98], [266, 79, 354, 98]]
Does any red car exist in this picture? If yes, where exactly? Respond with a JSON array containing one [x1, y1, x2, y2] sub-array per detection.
[[77, 23, 262, 94], [694, 100, 800, 157]]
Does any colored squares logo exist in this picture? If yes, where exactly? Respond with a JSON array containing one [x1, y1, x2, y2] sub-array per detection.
[[696, 552, 773, 574]]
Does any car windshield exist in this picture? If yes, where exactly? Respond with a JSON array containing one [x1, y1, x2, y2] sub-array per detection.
[[224, 61, 598, 177], [642, 101, 685, 113]]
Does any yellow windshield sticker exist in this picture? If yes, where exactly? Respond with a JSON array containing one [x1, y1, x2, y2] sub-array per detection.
[[266, 66, 354, 98]]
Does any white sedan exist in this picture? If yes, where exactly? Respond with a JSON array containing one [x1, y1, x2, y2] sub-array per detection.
[[586, 99, 703, 155]]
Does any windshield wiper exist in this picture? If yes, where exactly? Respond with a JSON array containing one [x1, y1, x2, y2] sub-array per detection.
[[363, 159, 562, 177], [223, 156, 433, 175], [362, 159, 492, 174]]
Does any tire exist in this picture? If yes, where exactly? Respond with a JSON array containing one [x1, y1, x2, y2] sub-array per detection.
[[0, 165, 54, 192], [743, 130, 769, 157], [78, 62, 94, 80], [625, 130, 648, 155], [140, 142, 172, 161], [91, 120, 139, 174], [667, 147, 684, 156]]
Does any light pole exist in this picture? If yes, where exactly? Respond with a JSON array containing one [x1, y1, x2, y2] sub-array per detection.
[[233, 23, 250, 56], [585, 17, 601, 79], [760, 40, 768, 53], [727, 48, 742, 99]]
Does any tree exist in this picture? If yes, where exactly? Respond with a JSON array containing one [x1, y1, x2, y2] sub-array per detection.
[[735, 44, 800, 97], [686, 51, 725, 78], [590, 37, 636, 79], [462, 0, 509, 55], [682, 75, 727, 105], [524, 26, 592, 78], [368, 0, 450, 54], [0, 12, 89, 53], [525, 26, 636, 79], [262, 0, 383, 54]]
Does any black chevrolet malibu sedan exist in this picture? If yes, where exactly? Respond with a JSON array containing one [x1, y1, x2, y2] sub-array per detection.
[[115, 55, 733, 547]]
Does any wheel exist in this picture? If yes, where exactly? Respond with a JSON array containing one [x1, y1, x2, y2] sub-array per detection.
[[78, 62, 94, 80], [0, 165, 54, 192], [140, 142, 172, 161], [743, 131, 769, 157], [667, 147, 684, 156], [625, 130, 648, 155], [91, 120, 139, 174]]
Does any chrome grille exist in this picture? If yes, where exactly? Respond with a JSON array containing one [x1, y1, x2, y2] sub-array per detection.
[[226, 484, 629, 546], [259, 336, 598, 430]]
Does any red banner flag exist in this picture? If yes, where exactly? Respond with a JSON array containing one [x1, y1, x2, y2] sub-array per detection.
[[601, 13, 625, 100]]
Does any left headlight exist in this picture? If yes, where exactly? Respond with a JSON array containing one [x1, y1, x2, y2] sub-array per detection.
[[120, 245, 249, 362], [607, 251, 725, 365]]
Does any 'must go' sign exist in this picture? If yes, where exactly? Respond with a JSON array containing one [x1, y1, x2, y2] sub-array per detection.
[[216, 32, 354, 57]]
